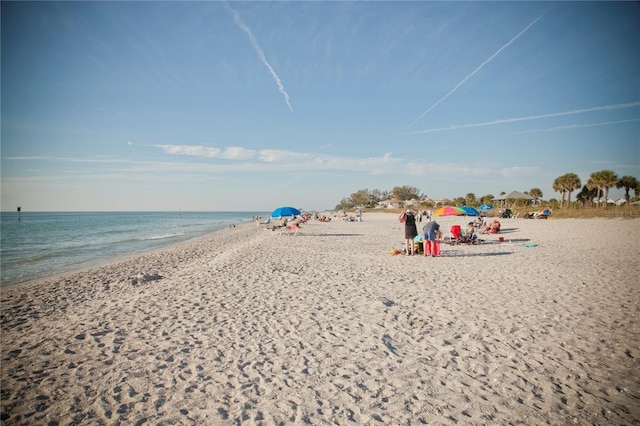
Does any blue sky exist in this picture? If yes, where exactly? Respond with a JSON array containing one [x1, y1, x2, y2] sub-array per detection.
[[2, 1, 639, 212]]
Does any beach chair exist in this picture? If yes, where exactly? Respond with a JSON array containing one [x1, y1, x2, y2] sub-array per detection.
[[450, 225, 461, 240], [538, 208, 552, 219], [444, 225, 461, 245], [445, 224, 482, 245], [281, 224, 300, 236], [460, 233, 481, 244]]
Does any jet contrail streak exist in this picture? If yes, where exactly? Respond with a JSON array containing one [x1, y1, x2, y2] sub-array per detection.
[[512, 118, 640, 134], [404, 13, 546, 132], [225, 4, 293, 112], [406, 101, 640, 134]]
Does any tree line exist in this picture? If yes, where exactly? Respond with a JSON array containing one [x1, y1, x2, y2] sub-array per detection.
[[553, 170, 638, 208], [335, 170, 639, 210]]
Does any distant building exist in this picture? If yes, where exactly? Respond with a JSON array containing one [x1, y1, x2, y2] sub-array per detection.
[[379, 198, 404, 209], [492, 191, 534, 207], [434, 199, 451, 206]]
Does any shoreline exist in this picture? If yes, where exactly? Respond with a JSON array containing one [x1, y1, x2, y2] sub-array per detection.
[[0, 225, 241, 292], [1, 220, 257, 292], [2, 214, 639, 424], [0, 212, 262, 289]]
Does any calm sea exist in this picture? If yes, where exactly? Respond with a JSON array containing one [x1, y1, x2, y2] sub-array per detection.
[[0, 211, 268, 288]]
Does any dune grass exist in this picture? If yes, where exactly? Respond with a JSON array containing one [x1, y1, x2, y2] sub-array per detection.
[[532, 206, 640, 219]]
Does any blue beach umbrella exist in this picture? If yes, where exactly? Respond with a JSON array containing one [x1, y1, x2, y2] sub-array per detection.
[[460, 206, 480, 216], [271, 206, 301, 218], [478, 204, 493, 210]]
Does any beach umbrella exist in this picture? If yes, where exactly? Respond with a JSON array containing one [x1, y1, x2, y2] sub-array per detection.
[[478, 204, 493, 210], [460, 206, 480, 216], [433, 206, 465, 217], [271, 206, 301, 218]]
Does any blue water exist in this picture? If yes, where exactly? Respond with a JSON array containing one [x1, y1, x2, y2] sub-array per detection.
[[0, 211, 267, 287]]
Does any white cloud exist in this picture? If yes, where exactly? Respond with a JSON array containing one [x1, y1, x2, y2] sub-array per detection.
[[499, 166, 540, 177], [257, 149, 312, 163], [221, 146, 257, 160], [6, 147, 547, 188], [406, 161, 493, 177], [154, 144, 222, 158]]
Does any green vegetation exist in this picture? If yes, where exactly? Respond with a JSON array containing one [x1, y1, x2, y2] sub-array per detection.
[[335, 169, 639, 217], [553, 172, 581, 207]]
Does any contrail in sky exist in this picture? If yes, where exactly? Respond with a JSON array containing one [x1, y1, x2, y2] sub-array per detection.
[[512, 118, 640, 134], [404, 13, 546, 132], [405, 101, 640, 134], [225, 3, 293, 112]]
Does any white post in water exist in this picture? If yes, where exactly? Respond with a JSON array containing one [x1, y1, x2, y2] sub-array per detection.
[[17, 206, 21, 222]]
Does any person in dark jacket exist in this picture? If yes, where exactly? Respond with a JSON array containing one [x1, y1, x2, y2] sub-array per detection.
[[399, 209, 418, 255]]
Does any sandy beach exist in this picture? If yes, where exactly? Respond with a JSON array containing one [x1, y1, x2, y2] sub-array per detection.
[[1, 213, 639, 425]]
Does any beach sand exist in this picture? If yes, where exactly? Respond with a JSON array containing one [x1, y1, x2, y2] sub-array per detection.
[[1, 213, 639, 425]]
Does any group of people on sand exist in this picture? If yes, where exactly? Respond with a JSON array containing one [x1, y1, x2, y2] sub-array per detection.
[[399, 209, 441, 256], [316, 214, 331, 222], [399, 209, 504, 254], [259, 211, 339, 231], [459, 219, 501, 236], [480, 220, 501, 234]]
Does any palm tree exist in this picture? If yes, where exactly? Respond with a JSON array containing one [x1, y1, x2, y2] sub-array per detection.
[[465, 193, 477, 206], [480, 194, 495, 205], [529, 188, 543, 205], [586, 176, 602, 207], [563, 173, 582, 206], [553, 176, 566, 207], [616, 175, 639, 205], [596, 170, 618, 207], [588, 170, 618, 207]]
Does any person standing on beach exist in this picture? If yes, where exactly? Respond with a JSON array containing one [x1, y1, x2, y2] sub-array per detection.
[[399, 209, 418, 255], [423, 220, 441, 257]]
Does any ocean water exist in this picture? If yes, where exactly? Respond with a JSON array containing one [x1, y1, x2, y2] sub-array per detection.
[[0, 211, 267, 287]]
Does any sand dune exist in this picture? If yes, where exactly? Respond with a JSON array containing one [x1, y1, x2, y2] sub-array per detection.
[[2, 213, 639, 425]]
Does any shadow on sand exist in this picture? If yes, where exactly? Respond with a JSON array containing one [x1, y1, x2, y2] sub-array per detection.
[[439, 251, 513, 257]]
